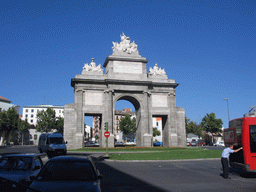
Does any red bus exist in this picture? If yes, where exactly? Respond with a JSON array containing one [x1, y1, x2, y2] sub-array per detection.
[[224, 117, 256, 172]]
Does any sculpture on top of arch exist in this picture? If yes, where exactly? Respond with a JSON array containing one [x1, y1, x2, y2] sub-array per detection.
[[112, 32, 140, 56]]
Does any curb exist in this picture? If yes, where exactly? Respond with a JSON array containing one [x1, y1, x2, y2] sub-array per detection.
[[96, 155, 219, 162]]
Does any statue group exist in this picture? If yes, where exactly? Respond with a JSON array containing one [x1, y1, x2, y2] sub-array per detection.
[[148, 63, 166, 76], [112, 32, 139, 55]]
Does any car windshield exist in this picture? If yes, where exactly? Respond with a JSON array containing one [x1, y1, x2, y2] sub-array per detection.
[[49, 137, 64, 144], [37, 161, 96, 181], [0, 157, 32, 171]]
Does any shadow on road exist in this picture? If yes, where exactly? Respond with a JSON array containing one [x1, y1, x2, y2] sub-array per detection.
[[95, 161, 168, 192], [229, 167, 256, 178], [41, 152, 169, 191]]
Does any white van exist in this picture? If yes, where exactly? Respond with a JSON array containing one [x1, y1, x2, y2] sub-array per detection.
[[38, 133, 67, 156]]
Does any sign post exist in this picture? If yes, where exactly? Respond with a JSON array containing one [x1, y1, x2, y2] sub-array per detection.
[[104, 122, 109, 156]]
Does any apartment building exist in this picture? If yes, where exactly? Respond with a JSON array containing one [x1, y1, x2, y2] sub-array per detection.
[[0, 96, 19, 113], [22, 105, 64, 126]]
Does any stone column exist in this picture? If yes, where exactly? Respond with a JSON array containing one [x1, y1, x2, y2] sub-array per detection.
[[177, 107, 186, 147], [142, 92, 151, 147], [74, 89, 84, 149], [168, 91, 178, 147], [102, 90, 114, 148], [64, 104, 76, 149]]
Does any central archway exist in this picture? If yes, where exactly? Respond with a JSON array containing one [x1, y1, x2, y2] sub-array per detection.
[[114, 95, 141, 144]]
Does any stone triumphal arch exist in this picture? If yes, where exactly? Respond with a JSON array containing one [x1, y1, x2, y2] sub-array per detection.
[[64, 33, 186, 149]]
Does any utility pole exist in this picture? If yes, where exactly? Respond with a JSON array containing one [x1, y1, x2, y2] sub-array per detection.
[[224, 98, 230, 124]]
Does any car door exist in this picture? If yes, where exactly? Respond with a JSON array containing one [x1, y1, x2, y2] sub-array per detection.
[[32, 156, 43, 177]]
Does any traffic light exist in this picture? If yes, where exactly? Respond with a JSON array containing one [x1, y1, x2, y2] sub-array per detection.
[[104, 122, 108, 131]]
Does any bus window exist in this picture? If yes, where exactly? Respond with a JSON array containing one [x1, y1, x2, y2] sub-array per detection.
[[229, 119, 243, 141], [249, 125, 256, 153]]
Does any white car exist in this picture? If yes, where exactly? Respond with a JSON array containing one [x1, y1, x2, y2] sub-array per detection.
[[214, 142, 225, 147]]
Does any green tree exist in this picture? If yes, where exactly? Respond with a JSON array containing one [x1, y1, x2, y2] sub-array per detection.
[[185, 116, 192, 134], [119, 114, 136, 140], [194, 123, 203, 139], [201, 113, 223, 142], [186, 117, 204, 138], [0, 107, 19, 145], [36, 108, 56, 133], [54, 117, 64, 135], [153, 127, 161, 137], [18, 119, 30, 145]]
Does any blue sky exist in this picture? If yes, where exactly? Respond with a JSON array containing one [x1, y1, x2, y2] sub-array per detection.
[[1, 0, 255, 128]]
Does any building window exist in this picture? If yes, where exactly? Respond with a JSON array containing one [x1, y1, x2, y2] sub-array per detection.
[[26, 109, 28, 112], [31, 114, 33, 118], [25, 114, 28, 118], [156, 122, 159, 126], [31, 120, 33, 123], [59, 110, 61, 113], [31, 109, 34, 113]]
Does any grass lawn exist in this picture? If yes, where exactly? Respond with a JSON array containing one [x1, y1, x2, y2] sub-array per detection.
[[69, 147, 222, 160]]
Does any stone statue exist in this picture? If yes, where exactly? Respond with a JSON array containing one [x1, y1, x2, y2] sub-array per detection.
[[148, 63, 166, 76], [83, 58, 102, 72], [112, 32, 139, 56]]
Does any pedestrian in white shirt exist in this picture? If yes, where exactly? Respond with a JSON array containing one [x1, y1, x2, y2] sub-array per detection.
[[221, 144, 243, 179]]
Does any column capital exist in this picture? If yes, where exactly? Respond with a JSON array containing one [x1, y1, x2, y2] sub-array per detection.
[[143, 91, 151, 97], [104, 89, 114, 94]]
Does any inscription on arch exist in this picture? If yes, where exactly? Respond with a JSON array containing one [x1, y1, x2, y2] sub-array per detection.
[[84, 92, 103, 106], [113, 61, 142, 74], [152, 95, 167, 108]]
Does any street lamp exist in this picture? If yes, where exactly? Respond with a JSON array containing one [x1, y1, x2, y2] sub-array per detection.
[[224, 98, 230, 124]]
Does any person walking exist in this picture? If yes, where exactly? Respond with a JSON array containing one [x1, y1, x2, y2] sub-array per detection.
[[221, 144, 243, 179]]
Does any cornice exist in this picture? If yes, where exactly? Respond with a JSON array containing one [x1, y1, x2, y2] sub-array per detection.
[[71, 78, 179, 88]]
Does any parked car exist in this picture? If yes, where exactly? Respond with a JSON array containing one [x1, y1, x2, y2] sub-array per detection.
[[28, 156, 103, 192], [84, 141, 99, 147], [153, 141, 163, 146], [124, 141, 136, 146], [0, 154, 44, 187], [197, 140, 206, 146], [186, 141, 190, 146], [94, 142, 100, 147], [115, 142, 124, 147], [214, 142, 225, 147], [190, 140, 197, 146]]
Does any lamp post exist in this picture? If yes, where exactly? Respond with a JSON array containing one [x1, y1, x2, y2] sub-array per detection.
[[224, 98, 230, 124]]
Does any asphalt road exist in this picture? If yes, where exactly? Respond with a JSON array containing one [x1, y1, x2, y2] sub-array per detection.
[[96, 160, 256, 192], [1, 145, 256, 192]]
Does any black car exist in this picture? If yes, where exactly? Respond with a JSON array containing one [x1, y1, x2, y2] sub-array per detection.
[[0, 153, 44, 191], [28, 156, 103, 192], [115, 142, 124, 147]]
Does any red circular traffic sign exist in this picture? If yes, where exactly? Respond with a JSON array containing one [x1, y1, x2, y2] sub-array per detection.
[[104, 131, 110, 138]]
